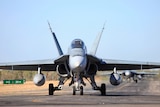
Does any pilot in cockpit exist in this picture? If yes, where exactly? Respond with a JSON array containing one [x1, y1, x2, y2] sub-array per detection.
[[71, 39, 85, 49]]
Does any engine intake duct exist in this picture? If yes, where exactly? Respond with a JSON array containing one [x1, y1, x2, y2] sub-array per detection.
[[57, 64, 70, 77]]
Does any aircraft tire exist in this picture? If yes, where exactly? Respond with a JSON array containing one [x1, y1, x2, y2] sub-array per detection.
[[73, 86, 76, 95], [135, 79, 138, 83], [100, 83, 106, 96], [49, 83, 54, 95], [80, 86, 83, 95]]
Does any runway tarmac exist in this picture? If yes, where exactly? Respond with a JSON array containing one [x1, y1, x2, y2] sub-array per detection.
[[0, 79, 160, 107]]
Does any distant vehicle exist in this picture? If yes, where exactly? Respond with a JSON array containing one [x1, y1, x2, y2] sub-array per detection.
[[120, 70, 159, 83], [0, 22, 160, 96]]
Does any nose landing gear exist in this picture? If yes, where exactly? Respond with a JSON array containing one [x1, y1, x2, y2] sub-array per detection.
[[73, 85, 84, 95]]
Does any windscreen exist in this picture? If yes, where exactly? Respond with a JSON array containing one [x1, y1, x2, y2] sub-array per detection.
[[71, 39, 85, 49]]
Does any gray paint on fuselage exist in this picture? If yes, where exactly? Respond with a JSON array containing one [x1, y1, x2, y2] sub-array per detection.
[[68, 39, 87, 73]]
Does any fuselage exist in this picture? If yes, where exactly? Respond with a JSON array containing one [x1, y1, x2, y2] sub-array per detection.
[[122, 70, 138, 79], [68, 39, 87, 73], [124, 70, 132, 77]]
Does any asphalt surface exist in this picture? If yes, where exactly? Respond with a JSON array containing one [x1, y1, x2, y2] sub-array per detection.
[[0, 79, 160, 107]]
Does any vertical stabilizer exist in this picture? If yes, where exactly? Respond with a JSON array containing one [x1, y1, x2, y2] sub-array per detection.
[[48, 21, 63, 55], [89, 23, 105, 55]]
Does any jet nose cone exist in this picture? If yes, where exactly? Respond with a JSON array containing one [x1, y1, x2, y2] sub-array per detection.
[[74, 61, 81, 68], [69, 56, 86, 72], [125, 70, 130, 76]]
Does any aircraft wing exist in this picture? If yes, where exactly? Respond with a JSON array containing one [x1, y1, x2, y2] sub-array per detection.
[[0, 55, 69, 71], [133, 71, 159, 76], [87, 55, 160, 71], [1, 55, 160, 71], [98, 59, 160, 70]]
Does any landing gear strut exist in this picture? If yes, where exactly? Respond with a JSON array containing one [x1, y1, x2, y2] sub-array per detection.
[[87, 75, 106, 96], [48, 77, 66, 95], [48, 83, 63, 95]]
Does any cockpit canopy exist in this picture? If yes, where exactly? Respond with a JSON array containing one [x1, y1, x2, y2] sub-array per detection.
[[71, 39, 85, 49]]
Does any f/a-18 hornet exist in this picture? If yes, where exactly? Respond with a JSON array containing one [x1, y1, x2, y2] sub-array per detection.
[[120, 69, 158, 83], [0, 22, 160, 96]]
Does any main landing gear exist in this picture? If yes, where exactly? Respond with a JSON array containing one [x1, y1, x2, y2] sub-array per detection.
[[48, 74, 106, 96], [88, 75, 106, 96], [48, 76, 65, 95], [48, 83, 106, 96], [49, 83, 64, 95], [49, 83, 54, 95], [100, 83, 106, 96]]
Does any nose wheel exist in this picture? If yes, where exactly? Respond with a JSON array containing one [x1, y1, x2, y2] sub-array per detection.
[[72, 86, 84, 95]]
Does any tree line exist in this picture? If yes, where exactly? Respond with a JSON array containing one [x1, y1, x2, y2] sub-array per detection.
[[0, 70, 59, 81]]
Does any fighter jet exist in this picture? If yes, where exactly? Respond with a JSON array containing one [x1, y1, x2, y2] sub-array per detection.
[[0, 22, 160, 96], [120, 70, 159, 83]]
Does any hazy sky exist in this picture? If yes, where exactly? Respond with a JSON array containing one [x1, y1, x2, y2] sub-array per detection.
[[0, 0, 160, 62]]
